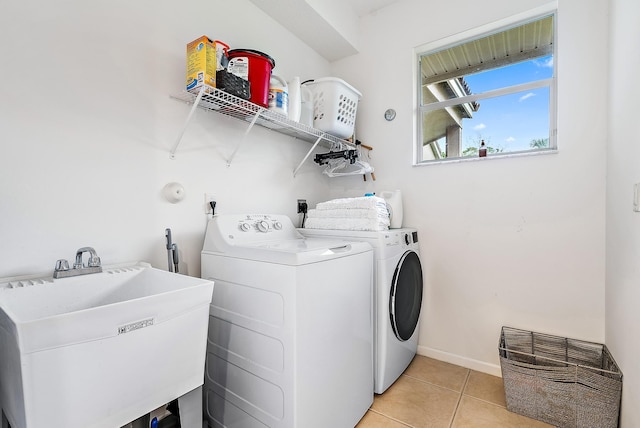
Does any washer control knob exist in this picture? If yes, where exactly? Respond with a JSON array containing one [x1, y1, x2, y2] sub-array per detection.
[[273, 221, 283, 230], [404, 233, 411, 245], [239, 222, 252, 232], [257, 220, 270, 233]]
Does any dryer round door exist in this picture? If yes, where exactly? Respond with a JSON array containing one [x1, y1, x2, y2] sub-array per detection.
[[389, 250, 423, 341]]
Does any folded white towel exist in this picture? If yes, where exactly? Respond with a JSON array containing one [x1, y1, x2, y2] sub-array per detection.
[[304, 217, 389, 231], [316, 196, 388, 212], [307, 208, 389, 221]]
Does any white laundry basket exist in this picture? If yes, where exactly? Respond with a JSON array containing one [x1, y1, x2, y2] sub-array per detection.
[[305, 78, 362, 139]]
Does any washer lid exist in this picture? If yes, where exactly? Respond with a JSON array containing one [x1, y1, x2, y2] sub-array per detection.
[[229, 238, 371, 265]]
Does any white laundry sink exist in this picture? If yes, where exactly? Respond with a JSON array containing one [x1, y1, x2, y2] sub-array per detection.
[[0, 262, 214, 428]]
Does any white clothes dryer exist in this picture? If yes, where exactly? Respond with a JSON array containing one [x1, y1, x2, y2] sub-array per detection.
[[299, 228, 423, 394], [201, 214, 374, 428]]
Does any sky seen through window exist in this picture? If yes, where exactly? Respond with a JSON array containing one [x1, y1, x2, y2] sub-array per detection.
[[461, 55, 554, 153]]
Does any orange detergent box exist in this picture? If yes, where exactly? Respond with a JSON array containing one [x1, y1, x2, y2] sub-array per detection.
[[186, 36, 227, 93]]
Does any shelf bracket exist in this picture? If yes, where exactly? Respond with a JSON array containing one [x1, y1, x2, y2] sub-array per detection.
[[226, 110, 261, 166], [293, 134, 325, 177], [169, 87, 206, 159]]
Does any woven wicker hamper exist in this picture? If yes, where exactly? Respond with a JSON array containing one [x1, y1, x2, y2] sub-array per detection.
[[499, 326, 622, 428]]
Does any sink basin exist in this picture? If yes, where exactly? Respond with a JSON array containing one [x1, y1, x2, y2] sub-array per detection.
[[0, 262, 214, 428]]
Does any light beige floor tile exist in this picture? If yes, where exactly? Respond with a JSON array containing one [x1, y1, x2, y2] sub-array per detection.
[[451, 396, 555, 428], [463, 370, 507, 407], [355, 410, 410, 427], [403, 355, 470, 392], [371, 375, 460, 428]]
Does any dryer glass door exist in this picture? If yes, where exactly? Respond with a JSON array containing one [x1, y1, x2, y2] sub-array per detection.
[[389, 250, 423, 341]]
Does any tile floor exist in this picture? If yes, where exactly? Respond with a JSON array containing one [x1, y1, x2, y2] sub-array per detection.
[[356, 355, 553, 428]]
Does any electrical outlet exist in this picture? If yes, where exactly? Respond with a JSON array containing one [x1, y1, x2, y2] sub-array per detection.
[[297, 199, 307, 214], [205, 193, 216, 214]]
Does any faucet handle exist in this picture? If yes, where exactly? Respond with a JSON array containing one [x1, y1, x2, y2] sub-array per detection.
[[55, 259, 70, 272], [88, 256, 101, 267]]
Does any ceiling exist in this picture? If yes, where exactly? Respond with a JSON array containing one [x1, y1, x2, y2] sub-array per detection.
[[348, 0, 404, 17], [249, 0, 405, 61]]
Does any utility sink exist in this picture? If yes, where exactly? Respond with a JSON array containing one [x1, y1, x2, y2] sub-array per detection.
[[0, 262, 214, 428]]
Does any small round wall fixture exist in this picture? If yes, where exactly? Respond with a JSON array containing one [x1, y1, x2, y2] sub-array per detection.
[[384, 109, 396, 121], [163, 182, 185, 203]]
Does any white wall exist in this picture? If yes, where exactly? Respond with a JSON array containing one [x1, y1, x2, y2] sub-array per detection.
[[333, 0, 608, 375], [0, 0, 333, 278], [606, 0, 640, 425]]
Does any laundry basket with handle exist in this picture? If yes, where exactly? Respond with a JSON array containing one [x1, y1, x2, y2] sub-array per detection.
[[498, 326, 622, 428], [305, 77, 361, 139]]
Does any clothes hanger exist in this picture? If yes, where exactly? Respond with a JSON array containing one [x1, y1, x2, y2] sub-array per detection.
[[322, 157, 374, 177]]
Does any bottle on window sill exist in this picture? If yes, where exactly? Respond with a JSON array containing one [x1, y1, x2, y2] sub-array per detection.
[[479, 140, 487, 158]]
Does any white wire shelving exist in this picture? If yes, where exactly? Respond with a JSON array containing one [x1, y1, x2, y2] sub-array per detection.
[[170, 85, 361, 176]]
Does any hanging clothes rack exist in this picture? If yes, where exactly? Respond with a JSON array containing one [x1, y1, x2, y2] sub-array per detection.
[[314, 140, 375, 178], [314, 149, 358, 166]]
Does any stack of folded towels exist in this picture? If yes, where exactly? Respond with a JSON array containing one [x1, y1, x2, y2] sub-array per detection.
[[304, 196, 390, 231]]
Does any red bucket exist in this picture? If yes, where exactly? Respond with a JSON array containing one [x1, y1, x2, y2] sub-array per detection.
[[227, 49, 275, 108]]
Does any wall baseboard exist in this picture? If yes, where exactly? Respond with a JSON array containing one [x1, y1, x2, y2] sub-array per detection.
[[417, 345, 502, 377]]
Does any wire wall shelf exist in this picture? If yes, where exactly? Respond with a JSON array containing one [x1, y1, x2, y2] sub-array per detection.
[[170, 85, 359, 175]]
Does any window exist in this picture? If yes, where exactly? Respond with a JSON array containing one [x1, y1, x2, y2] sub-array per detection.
[[415, 12, 556, 163]]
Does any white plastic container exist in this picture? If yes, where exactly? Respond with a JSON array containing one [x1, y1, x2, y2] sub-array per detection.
[[287, 76, 301, 122], [306, 77, 362, 138], [268, 75, 288, 116], [380, 190, 403, 229]]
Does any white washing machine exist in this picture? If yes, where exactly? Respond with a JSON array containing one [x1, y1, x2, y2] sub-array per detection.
[[201, 214, 374, 428], [299, 228, 423, 394]]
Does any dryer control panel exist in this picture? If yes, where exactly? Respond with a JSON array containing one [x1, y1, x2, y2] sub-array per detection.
[[203, 214, 302, 253], [236, 215, 285, 234], [403, 231, 419, 246], [380, 230, 419, 248]]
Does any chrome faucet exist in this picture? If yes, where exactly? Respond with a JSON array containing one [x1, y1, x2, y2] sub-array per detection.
[[53, 247, 103, 279]]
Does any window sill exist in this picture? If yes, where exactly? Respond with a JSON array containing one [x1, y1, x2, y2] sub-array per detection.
[[414, 148, 558, 166]]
